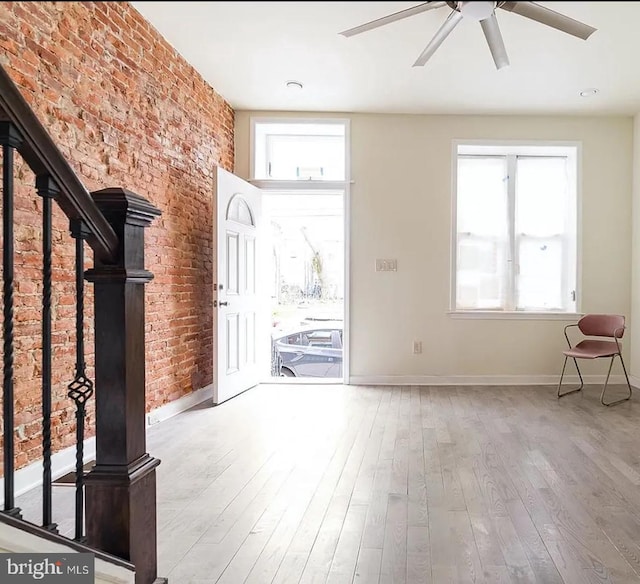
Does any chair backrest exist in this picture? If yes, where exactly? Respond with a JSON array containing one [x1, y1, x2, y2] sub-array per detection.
[[578, 314, 625, 338]]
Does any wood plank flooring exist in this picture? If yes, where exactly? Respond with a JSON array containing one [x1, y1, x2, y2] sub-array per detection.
[[18, 382, 640, 583], [148, 383, 640, 584]]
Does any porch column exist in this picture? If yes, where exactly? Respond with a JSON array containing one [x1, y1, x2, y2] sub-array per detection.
[[84, 188, 164, 584]]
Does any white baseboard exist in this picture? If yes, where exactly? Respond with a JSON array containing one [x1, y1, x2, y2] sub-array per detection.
[[348, 374, 627, 386], [0, 437, 96, 509], [145, 383, 213, 427], [0, 384, 214, 507]]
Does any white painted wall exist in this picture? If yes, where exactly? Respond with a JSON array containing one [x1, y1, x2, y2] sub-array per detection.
[[236, 112, 633, 383], [631, 114, 640, 382]]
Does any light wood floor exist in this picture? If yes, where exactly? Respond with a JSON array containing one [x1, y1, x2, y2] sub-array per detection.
[[18, 382, 640, 583], [149, 383, 640, 584]]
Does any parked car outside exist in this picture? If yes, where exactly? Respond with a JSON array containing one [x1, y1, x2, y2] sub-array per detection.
[[272, 324, 343, 378]]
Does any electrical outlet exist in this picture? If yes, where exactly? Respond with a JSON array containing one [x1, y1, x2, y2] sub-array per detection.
[[146, 413, 160, 427], [413, 341, 422, 354]]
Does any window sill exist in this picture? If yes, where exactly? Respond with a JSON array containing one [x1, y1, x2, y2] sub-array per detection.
[[248, 179, 353, 191], [448, 311, 583, 321]]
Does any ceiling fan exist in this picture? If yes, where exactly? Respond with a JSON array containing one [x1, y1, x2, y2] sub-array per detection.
[[339, 2, 596, 70]]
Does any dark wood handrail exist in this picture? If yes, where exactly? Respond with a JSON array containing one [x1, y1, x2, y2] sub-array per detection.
[[0, 64, 118, 263]]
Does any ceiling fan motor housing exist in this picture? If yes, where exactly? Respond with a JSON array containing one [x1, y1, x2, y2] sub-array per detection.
[[450, 1, 497, 21]]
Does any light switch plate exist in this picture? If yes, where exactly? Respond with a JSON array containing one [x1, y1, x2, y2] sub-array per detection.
[[375, 259, 397, 272]]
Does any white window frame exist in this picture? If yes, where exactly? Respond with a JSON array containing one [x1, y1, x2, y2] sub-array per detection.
[[250, 116, 351, 190], [449, 139, 582, 320], [249, 117, 352, 381]]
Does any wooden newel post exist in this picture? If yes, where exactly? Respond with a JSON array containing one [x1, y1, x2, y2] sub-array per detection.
[[84, 188, 164, 584]]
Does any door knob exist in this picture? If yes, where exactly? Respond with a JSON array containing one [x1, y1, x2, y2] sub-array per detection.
[[219, 301, 229, 306]]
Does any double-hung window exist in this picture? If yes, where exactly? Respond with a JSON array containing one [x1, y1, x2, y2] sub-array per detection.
[[453, 143, 578, 314]]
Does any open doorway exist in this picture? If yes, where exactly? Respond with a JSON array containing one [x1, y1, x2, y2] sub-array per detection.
[[265, 191, 345, 381], [250, 117, 350, 383]]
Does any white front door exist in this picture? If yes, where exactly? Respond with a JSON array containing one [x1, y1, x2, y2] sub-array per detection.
[[213, 167, 266, 404]]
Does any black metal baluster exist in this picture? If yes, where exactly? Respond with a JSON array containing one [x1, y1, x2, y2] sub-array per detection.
[[1, 122, 22, 518], [36, 175, 58, 533], [68, 219, 93, 542]]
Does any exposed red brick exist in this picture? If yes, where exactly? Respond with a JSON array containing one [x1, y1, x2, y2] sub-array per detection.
[[0, 1, 233, 470]]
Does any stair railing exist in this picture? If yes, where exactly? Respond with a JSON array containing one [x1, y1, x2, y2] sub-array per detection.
[[0, 63, 164, 584]]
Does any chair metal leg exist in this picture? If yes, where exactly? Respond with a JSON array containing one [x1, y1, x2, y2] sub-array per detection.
[[558, 356, 584, 398], [601, 354, 633, 407]]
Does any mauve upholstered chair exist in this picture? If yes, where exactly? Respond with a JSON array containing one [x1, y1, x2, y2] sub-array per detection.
[[557, 314, 632, 406]]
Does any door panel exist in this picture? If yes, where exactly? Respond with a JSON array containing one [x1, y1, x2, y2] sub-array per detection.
[[226, 232, 239, 295], [213, 167, 267, 404], [226, 313, 239, 374]]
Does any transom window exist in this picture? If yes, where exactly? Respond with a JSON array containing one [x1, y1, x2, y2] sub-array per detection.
[[252, 121, 346, 181], [453, 143, 579, 313]]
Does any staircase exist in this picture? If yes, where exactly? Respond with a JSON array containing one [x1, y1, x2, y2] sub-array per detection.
[[0, 511, 135, 583], [0, 62, 164, 583]]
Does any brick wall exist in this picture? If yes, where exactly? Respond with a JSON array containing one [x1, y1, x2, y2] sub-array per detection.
[[0, 1, 233, 467]]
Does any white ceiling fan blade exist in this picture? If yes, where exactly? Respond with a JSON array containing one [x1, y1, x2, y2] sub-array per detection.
[[480, 13, 510, 70], [500, 1, 596, 40], [340, 2, 447, 37], [413, 10, 464, 67]]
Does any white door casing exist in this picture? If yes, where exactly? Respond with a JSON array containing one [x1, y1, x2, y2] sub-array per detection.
[[213, 167, 267, 404]]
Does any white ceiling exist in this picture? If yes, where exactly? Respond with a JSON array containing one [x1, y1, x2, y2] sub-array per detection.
[[131, 1, 640, 115]]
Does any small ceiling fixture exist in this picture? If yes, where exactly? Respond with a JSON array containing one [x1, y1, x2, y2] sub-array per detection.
[[286, 80, 303, 90], [579, 88, 599, 97]]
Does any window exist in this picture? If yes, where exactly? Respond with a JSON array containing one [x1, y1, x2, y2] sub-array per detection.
[[252, 121, 347, 181], [285, 333, 304, 346], [453, 143, 578, 313], [307, 330, 336, 348], [226, 194, 254, 225]]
